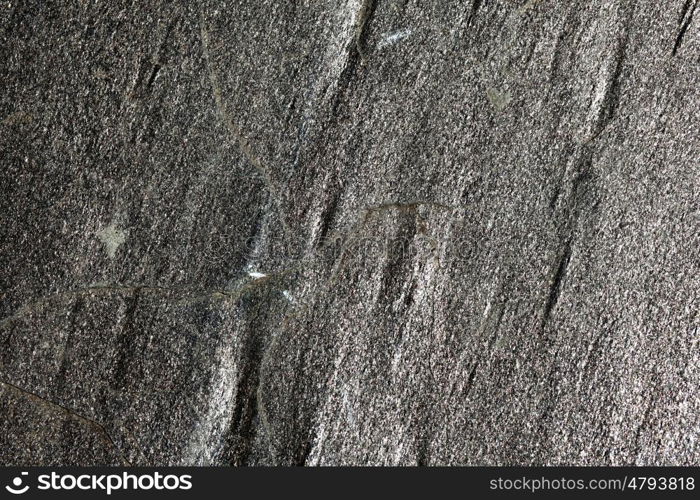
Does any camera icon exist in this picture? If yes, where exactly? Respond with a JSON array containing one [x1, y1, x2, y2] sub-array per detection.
[[5, 472, 29, 494]]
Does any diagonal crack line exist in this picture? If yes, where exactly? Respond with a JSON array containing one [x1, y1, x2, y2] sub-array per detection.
[[0, 271, 300, 329], [0, 380, 131, 466], [327, 0, 379, 122], [198, 12, 291, 241]]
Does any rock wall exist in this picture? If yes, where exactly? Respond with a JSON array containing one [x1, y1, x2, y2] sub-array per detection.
[[1, 0, 698, 465]]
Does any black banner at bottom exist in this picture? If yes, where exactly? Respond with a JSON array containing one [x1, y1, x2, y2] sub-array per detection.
[[0, 467, 697, 498]]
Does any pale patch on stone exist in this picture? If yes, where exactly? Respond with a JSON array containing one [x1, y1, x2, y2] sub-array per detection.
[[486, 87, 511, 111], [96, 222, 127, 258], [3, 110, 34, 126]]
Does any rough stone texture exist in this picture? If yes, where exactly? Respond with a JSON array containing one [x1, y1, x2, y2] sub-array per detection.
[[0, 0, 698, 465]]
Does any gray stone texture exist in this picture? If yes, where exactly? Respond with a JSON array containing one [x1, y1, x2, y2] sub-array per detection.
[[1, 0, 698, 465]]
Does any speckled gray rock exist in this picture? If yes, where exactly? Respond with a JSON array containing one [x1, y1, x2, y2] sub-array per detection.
[[1, 0, 698, 466]]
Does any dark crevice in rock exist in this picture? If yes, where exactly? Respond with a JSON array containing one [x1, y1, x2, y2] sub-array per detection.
[[672, 0, 696, 56], [224, 327, 265, 465], [314, 186, 343, 246], [543, 144, 593, 331], [295, 439, 313, 466], [587, 1, 635, 143], [540, 238, 572, 332], [133, 17, 177, 96], [328, 46, 362, 120], [454, 299, 507, 398], [354, 0, 377, 62], [112, 288, 141, 391], [146, 63, 161, 89], [415, 435, 430, 466], [467, 0, 483, 27]]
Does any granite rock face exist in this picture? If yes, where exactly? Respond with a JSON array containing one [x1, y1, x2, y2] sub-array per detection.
[[1, 0, 698, 465]]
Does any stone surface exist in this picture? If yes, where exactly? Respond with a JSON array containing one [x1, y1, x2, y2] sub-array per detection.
[[1, 0, 698, 465]]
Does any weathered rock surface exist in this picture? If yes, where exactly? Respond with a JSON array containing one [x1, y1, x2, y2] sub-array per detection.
[[1, 0, 698, 465]]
